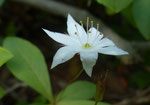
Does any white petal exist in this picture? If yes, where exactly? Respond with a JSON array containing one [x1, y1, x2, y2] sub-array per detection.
[[67, 14, 87, 43], [95, 38, 115, 48], [51, 46, 77, 69], [88, 27, 103, 44], [98, 46, 128, 55], [43, 28, 79, 46], [80, 52, 98, 77]]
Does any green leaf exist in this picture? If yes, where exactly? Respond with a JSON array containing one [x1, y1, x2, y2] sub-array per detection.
[[57, 100, 111, 105], [56, 81, 96, 101], [105, 7, 116, 15], [132, 0, 150, 39], [0, 86, 6, 99], [0, 0, 5, 7], [0, 47, 13, 67], [3, 37, 53, 102], [121, 5, 136, 27], [97, 0, 133, 13]]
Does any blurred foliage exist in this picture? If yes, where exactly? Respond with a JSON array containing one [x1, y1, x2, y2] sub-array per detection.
[[144, 50, 150, 66], [15, 100, 29, 105], [15, 98, 47, 105], [132, 0, 150, 40], [0, 37, 4, 45], [129, 71, 150, 88], [97, 0, 133, 13], [3, 37, 53, 102], [0, 0, 5, 7], [29, 104, 46, 105], [97, 0, 150, 40], [121, 5, 136, 27], [0, 47, 13, 67], [105, 8, 116, 15], [29, 103, 46, 105], [5, 21, 16, 36], [34, 96, 47, 104], [0, 86, 6, 99]]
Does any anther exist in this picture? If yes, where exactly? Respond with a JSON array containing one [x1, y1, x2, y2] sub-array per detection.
[[75, 32, 77, 35], [75, 24, 77, 27], [91, 21, 93, 24], [100, 32, 103, 35], [88, 31, 91, 33], [80, 21, 83, 24]]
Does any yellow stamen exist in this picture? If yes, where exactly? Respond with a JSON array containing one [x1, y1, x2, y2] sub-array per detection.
[[88, 31, 91, 33], [80, 21, 83, 24], [100, 32, 103, 35], [91, 21, 93, 24], [75, 24, 79, 35], [75, 32, 77, 35]]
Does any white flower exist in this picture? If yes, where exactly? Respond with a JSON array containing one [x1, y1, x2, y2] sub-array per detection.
[[43, 14, 128, 77]]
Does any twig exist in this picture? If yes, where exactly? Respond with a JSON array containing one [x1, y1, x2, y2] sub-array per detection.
[[6, 82, 27, 94]]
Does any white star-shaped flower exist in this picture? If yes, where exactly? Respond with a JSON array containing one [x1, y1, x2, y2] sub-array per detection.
[[43, 14, 128, 77]]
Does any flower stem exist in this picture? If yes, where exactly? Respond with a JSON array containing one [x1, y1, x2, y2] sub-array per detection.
[[94, 101, 98, 105], [70, 69, 84, 83]]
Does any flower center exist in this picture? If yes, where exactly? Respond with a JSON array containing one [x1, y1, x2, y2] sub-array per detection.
[[84, 43, 91, 49]]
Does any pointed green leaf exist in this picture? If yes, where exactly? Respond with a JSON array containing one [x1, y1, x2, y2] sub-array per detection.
[[3, 37, 53, 102], [0, 47, 13, 67], [132, 0, 150, 39], [97, 0, 133, 13], [57, 81, 96, 101], [57, 100, 111, 105], [0, 86, 6, 99]]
